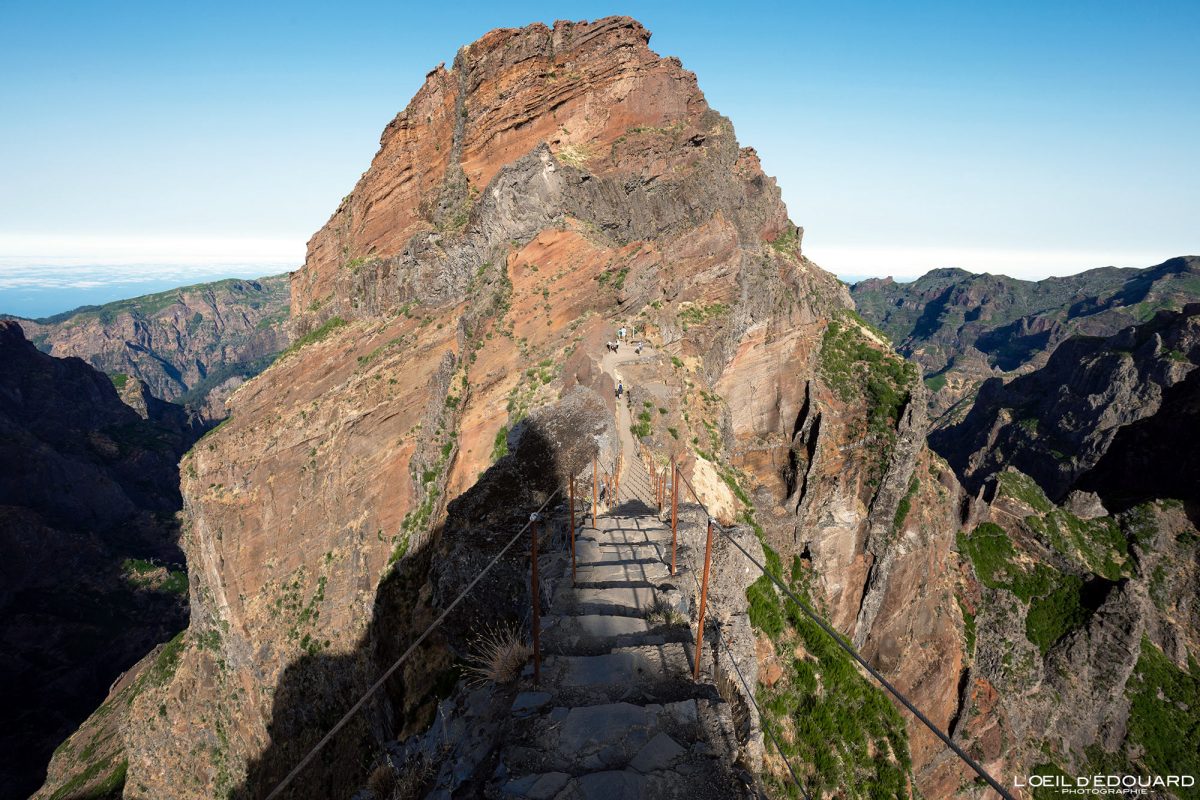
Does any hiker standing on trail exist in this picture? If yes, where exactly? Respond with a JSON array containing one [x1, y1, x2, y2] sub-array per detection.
[[618, 327, 626, 340], [616, 381, 623, 399], [634, 341, 643, 355]]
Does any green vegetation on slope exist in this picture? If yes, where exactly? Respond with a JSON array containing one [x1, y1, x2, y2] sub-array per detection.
[[747, 534, 912, 797], [957, 522, 1093, 654], [995, 470, 1053, 514], [1125, 637, 1200, 780], [279, 316, 347, 359], [820, 314, 916, 426]]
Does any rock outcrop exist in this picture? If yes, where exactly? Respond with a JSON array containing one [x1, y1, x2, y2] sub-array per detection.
[[86, 16, 980, 799], [931, 304, 1200, 504], [946, 469, 1199, 794], [14, 274, 291, 421], [0, 321, 191, 799]]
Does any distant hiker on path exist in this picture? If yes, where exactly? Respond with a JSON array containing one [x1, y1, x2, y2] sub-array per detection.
[[634, 342, 643, 355], [616, 381, 624, 399], [618, 327, 626, 340]]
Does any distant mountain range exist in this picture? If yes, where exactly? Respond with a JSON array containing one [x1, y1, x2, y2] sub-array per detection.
[[851, 256, 1200, 422], [7, 274, 291, 421], [931, 302, 1200, 507]]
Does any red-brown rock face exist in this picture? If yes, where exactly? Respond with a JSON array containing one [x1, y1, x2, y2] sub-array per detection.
[[116, 17, 975, 799]]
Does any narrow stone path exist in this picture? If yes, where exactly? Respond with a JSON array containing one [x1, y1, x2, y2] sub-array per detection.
[[487, 426, 749, 798]]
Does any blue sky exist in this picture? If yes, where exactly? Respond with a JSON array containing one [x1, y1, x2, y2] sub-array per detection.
[[1, 0, 1197, 315]]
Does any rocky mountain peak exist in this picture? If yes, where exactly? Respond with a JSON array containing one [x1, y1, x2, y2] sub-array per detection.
[[291, 15, 798, 329]]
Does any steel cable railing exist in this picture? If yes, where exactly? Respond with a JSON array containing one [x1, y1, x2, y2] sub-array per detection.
[[263, 479, 571, 800], [660, 452, 1015, 800], [654, 480, 813, 800]]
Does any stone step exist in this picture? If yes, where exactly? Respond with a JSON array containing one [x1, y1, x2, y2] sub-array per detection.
[[550, 583, 690, 616], [573, 559, 674, 586], [538, 643, 704, 705], [574, 540, 665, 566], [496, 697, 751, 798], [582, 520, 670, 539], [500, 699, 703, 776], [550, 584, 658, 617], [548, 764, 751, 800], [542, 613, 691, 656]]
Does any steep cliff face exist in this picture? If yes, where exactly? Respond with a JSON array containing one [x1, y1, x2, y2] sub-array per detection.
[[949, 471, 1199, 793], [0, 321, 190, 800], [932, 304, 1200, 503], [16, 274, 290, 420], [114, 17, 975, 799], [851, 257, 1200, 421], [917, 303, 1200, 795]]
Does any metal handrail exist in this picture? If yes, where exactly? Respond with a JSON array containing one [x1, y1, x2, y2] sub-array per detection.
[[656, 447, 1015, 800], [265, 464, 588, 800]]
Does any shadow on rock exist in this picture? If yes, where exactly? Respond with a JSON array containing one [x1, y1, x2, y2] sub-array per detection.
[[237, 388, 612, 799]]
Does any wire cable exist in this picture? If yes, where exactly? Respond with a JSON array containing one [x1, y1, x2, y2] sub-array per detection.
[[671, 462, 1014, 800], [263, 486, 563, 800], [662, 482, 814, 800]]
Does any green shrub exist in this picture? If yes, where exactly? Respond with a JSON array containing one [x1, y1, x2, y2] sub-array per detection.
[[892, 477, 919, 533], [956, 522, 1057, 602], [924, 372, 947, 393], [819, 314, 916, 436], [279, 316, 347, 359], [996, 470, 1053, 513], [1125, 638, 1200, 779], [491, 425, 509, 461], [746, 576, 784, 639], [1025, 575, 1087, 654], [678, 303, 729, 325]]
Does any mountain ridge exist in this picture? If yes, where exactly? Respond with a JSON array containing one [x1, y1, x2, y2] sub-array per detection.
[[0, 320, 192, 799], [10, 273, 291, 421], [851, 255, 1200, 421], [24, 17, 1199, 800]]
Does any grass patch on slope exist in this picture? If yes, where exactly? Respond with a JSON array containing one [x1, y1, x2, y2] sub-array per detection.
[[278, 316, 347, 360], [819, 314, 917, 434], [749, 539, 912, 797], [957, 522, 1092, 654], [1121, 637, 1200, 781]]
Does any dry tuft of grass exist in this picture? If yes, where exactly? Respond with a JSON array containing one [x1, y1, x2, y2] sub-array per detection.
[[391, 754, 436, 800], [367, 761, 397, 799], [645, 594, 685, 628], [465, 623, 531, 685], [367, 753, 438, 800]]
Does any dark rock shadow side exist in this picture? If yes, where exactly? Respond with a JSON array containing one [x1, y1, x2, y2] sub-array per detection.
[[236, 389, 611, 799]]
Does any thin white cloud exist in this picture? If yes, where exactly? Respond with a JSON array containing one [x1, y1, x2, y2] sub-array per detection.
[[0, 232, 304, 267], [0, 263, 293, 291]]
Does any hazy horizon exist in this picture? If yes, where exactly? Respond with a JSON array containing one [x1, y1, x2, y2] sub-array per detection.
[[1, 1, 1197, 316]]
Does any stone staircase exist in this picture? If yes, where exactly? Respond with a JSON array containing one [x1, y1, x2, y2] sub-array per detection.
[[487, 457, 751, 799]]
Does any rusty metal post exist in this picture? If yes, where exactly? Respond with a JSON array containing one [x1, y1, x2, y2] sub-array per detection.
[[569, 478, 577, 584], [592, 457, 597, 528], [530, 513, 541, 684], [693, 518, 714, 681], [671, 459, 678, 576]]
